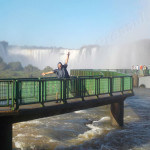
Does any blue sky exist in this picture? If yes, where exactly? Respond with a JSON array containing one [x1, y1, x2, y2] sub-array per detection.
[[0, 0, 144, 48]]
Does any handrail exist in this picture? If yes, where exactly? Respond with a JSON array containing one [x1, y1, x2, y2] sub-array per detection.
[[0, 76, 133, 110]]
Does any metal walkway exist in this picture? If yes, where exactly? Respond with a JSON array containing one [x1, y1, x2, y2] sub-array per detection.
[[0, 74, 133, 150], [0, 75, 133, 111]]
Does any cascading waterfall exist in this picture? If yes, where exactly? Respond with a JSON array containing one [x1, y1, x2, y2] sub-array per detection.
[[5, 46, 115, 70], [0, 40, 150, 70]]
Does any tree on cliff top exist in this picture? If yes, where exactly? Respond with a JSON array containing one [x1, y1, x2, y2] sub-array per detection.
[[24, 64, 40, 72], [7, 62, 23, 71]]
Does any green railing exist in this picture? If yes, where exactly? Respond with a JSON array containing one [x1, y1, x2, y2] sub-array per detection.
[[0, 75, 133, 110], [0, 79, 15, 108], [71, 68, 150, 76], [70, 69, 104, 76], [70, 69, 129, 77]]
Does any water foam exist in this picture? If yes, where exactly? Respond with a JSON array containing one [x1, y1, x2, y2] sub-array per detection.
[[74, 110, 87, 114], [97, 116, 110, 122], [14, 141, 25, 150], [13, 120, 43, 128], [77, 116, 112, 141], [55, 116, 113, 150]]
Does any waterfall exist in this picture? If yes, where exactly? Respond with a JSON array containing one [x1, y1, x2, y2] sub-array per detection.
[[6, 45, 111, 70], [0, 40, 150, 70]]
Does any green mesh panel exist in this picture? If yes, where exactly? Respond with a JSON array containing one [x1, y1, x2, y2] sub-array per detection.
[[0, 81, 14, 106], [66, 79, 78, 99], [100, 78, 110, 94], [124, 77, 131, 90], [19, 81, 39, 104], [44, 80, 62, 101], [112, 77, 122, 92], [84, 78, 96, 96]]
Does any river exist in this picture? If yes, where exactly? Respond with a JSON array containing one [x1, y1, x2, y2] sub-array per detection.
[[12, 88, 150, 150]]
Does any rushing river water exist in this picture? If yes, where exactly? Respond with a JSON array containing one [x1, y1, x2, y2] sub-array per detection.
[[13, 88, 150, 150]]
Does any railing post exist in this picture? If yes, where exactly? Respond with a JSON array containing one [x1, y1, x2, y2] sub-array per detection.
[[60, 80, 62, 102], [121, 77, 124, 95], [42, 80, 45, 107], [95, 78, 97, 97], [38, 78, 43, 107], [95, 78, 99, 99], [15, 80, 19, 110], [19, 81, 22, 105], [109, 77, 113, 96], [44, 81, 47, 102], [78, 78, 81, 97], [66, 79, 69, 99], [81, 78, 85, 101], [99, 77, 100, 95], [7, 82, 9, 106], [76, 77, 79, 97], [41, 79, 45, 107], [11, 80, 15, 111], [63, 79, 67, 104], [131, 76, 133, 92]]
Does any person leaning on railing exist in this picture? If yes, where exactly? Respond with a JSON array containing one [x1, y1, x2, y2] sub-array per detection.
[[42, 52, 70, 78]]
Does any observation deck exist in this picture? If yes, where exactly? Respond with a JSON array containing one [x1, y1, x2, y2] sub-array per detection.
[[0, 70, 133, 150]]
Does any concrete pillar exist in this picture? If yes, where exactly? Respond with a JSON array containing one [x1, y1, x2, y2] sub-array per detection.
[[0, 117, 12, 150], [110, 100, 124, 127], [133, 74, 139, 87]]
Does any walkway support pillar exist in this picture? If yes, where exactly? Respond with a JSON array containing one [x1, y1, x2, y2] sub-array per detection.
[[110, 99, 124, 127], [0, 117, 13, 150]]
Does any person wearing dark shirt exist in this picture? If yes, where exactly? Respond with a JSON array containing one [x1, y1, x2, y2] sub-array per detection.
[[42, 52, 70, 78]]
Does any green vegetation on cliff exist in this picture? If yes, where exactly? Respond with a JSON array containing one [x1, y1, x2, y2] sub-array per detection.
[[0, 57, 54, 78]]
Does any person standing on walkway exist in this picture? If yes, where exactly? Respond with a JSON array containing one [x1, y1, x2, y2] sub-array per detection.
[[140, 65, 143, 70], [42, 52, 70, 78], [136, 65, 139, 74]]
